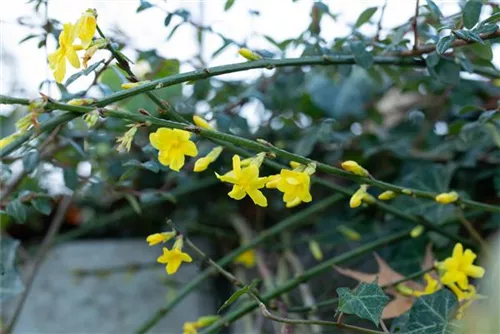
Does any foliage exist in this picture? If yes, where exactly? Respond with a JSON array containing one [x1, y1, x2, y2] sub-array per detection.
[[0, 0, 499, 333]]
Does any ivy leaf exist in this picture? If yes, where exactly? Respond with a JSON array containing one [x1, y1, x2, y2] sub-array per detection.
[[218, 280, 259, 313], [31, 197, 53, 216], [0, 236, 25, 301], [463, 0, 482, 29], [426, 0, 442, 19], [400, 289, 460, 334], [6, 199, 28, 224], [349, 40, 374, 69], [436, 35, 455, 55], [354, 7, 377, 29], [336, 281, 390, 326], [23, 150, 39, 173], [392, 163, 457, 224]]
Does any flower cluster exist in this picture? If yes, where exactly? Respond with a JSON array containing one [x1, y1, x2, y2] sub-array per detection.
[[48, 9, 99, 83], [146, 232, 192, 275], [437, 243, 485, 319], [216, 156, 316, 208]]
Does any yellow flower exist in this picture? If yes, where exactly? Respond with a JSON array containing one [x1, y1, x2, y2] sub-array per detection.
[[412, 274, 441, 297], [193, 115, 212, 130], [448, 284, 479, 319], [157, 237, 192, 275], [439, 243, 485, 290], [48, 23, 82, 83], [183, 322, 198, 334], [238, 48, 262, 61], [82, 38, 107, 68], [378, 190, 397, 201], [276, 169, 312, 208], [75, 9, 97, 48], [349, 184, 369, 208], [0, 133, 20, 149], [121, 80, 151, 89], [341, 160, 369, 177], [146, 232, 175, 246], [194, 146, 223, 172], [116, 125, 138, 152], [216, 155, 268, 207], [435, 191, 459, 204], [234, 249, 256, 268], [149, 128, 198, 172]]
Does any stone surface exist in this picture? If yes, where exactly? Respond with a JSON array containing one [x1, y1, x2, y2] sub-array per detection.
[[2, 239, 215, 334]]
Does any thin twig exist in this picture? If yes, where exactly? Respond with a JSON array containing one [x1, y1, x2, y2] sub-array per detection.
[[375, 0, 388, 42], [6, 195, 73, 333], [380, 319, 389, 333], [456, 208, 491, 257], [259, 302, 384, 334], [413, 0, 420, 50]]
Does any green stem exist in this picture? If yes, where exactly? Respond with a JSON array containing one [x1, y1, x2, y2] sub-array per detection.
[[135, 195, 342, 334], [200, 229, 412, 334], [1, 97, 497, 217]]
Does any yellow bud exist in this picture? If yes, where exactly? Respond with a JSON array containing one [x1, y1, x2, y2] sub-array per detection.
[[378, 190, 397, 201], [410, 225, 425, 238], [341, 160, 369, 177], [402, 188, 412, 195], [121, 80, 150, 89], [350, 184, 369, 208], [238, 48, 262, 61], [193, 115, 212, 129], [265, 174, 281, 189], [435, 191, 459, 204], [289, 161, 302, 169], [194, 146, 223, 172], [195, 315, 220, 328], [337, 225, 361, 241], [308, 240, 323, 261], [396, 283, 415, 296], [67, 98, 94, 106]]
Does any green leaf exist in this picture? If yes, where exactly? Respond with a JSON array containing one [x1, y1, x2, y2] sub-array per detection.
[[426, 0, 442, 18], [401, 289, 460, 334], [224, 0, 235, 11], [164, 13, 173, 27], [65, 59, 105, 86], [124, 194, 142, 215], [124, 159, 160, 173], [23, 150, 39, 173], [6, 200, 28, 224], [63, 168, 79, 190], [429, 58, 460, 85], [354, 7, 377, 28], [480, 11, 500, 25], [467, 42, 493, 61], [31, 197, 53, 215], [436, 35, 455, 54], [463, 0, 482, 29], [393, 163, 457, 224], [0, 236, 24, 301], [349, 40, 374, 69], [336, 281, 390, 326], [136, 0, 153, 12], [459, 105, 485, 115], [218, 280, 259, 313]]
